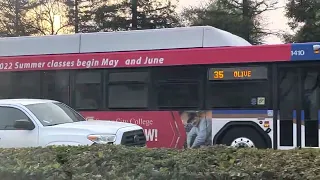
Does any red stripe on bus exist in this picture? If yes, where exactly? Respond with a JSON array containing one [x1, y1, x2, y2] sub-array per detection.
[[0, 45, 291, 72]]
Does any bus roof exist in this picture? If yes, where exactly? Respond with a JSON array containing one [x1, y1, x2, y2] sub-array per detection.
[[0, 26, 251, 57]]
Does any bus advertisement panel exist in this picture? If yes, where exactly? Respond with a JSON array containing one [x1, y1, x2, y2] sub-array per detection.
[[81, 110, 272, 149]]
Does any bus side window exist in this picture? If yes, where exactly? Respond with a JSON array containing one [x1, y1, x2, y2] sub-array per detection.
[[153, 66, 203, 109], [0, 72, 12, 99], [12, 72, 41, 99], [42, 71, 70, 105], [107, 71, 148, 109], [75, 70, 102, 110]]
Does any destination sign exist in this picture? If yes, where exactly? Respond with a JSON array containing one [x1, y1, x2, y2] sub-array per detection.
[[208, 66, 268, 80]]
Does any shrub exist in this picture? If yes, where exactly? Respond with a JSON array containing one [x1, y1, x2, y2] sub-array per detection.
[[0, 145, 320, 179]]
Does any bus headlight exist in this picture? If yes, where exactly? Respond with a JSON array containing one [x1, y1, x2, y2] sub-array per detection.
[[87, 134, 116, 144]]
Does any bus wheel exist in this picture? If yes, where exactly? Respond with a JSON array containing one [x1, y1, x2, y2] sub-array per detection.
[[219, 126, 267, 149], [230, 137, 255, 148]]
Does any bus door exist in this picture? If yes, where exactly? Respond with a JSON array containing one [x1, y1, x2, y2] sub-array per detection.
[[278, 66, 320, 149], [301, 67, 320, 148]]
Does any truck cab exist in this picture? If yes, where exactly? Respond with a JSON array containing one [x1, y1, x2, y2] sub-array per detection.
[[0, 99, 146, 148]]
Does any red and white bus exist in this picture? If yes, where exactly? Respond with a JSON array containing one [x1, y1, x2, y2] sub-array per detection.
[[0, 26, 319, 149]]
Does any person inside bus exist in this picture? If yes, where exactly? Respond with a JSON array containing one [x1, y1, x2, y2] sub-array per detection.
[[187, 111, 212, 148]]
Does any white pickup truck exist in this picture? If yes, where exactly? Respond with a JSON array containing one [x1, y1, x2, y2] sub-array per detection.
[[0, 99, 146, 148]]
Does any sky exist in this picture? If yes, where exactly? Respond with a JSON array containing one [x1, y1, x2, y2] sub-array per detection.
[[177, 0, 290, 44]]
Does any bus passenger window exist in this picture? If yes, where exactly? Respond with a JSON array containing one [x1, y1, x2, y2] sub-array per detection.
[[153, 66, 203, 109], [0, 72, 13, 99], [75, 71, 102, 110], [107, 71, 148, 108], [12, 72, 41, 99], [157, 83, 199, 108], [108, 84, 148, 108], [42, 71, 70, 105]]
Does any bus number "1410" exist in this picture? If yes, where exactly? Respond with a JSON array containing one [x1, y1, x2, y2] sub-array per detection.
[[291, 50, 305, 56]]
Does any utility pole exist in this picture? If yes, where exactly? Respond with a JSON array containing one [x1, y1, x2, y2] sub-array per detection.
[[131, 0, 138, 29], [242, 0, 250, 42], [75, 0, 79, 33]]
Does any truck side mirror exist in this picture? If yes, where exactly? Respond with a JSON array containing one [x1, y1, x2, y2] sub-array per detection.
[[13, 119, 35, 130]]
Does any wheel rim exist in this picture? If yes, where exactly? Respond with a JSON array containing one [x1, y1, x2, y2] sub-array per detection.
[[230, 137, 255, 148]]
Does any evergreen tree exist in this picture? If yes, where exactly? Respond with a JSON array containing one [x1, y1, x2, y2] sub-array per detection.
[[284, 0, 320, 43], [181, 0, 278, 44], [64, 0, 180, 33]]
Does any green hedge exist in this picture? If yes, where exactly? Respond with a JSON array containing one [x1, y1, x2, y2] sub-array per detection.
[[1, 145, 320, 180]]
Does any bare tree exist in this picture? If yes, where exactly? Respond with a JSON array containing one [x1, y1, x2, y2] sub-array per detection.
[[0, 0, 38, 37], [26, 0, 73, 35]]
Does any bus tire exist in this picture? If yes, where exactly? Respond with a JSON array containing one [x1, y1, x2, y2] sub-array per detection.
[[219, 126, 268, 149]]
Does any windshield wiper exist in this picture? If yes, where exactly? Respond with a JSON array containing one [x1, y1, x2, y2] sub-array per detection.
[[46, 122, 74, 126], [46, 123, 62, 126]]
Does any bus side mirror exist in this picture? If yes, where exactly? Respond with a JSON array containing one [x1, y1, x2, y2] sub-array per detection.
[[13, 119, 35, 130]]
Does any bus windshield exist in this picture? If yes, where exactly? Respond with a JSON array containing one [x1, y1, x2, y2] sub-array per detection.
[[26, 102, 86, 126]]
